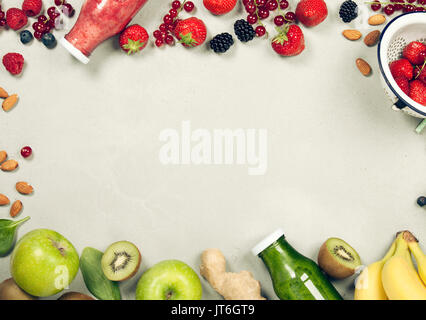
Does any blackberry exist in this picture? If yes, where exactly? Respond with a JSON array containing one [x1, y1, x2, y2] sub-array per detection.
[[210, 33, 234, 53], [234, 19, 256, 43], [20, 30, 33, 44], [417, 196, 426, 207], [339, 0, 358, 23]]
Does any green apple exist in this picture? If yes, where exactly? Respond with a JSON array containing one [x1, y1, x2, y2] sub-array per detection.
[[136, 260, 202, 300], [10, 229, 79, 297]]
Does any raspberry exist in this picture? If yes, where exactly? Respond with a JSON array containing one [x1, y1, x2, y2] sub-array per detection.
[[234, 19, 256, 42], [210, 33, 234, 53], [22, 0, 43, 17], [6, 8, 28, 30], [2, 53, 25, 75]]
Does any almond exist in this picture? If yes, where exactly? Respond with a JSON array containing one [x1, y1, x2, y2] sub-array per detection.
[[0, 159, 18, 171], [0, 150, 7, 164], [356, 58, 372, 76], [10, 200, 22, 217], [364, 30, 381, 47], [2, 94, 18, 112], [368, 14, 386, 26], [342, 29, 362, 41], [0, 87, 8, 98], [16, 182, 33, 195], [0, 194, 10, 205]]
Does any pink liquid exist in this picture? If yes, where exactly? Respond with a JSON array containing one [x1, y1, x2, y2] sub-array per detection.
[[65, 0, 148, 57]]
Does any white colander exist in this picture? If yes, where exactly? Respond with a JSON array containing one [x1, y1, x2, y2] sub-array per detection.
[[378, 12, 426, 118]]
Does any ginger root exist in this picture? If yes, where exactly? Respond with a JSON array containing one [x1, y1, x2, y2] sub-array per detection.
[[200, 248, 265, 300]]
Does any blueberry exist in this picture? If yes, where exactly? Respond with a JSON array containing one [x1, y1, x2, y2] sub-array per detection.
[[417, 196, 426, 207], [20, 30, 33, 44], [41, 33, 57, 49]]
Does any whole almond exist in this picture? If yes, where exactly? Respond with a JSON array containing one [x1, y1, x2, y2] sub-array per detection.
[[2, 94, 18, 112], [0, 159, 18, 171], [0, 150, 7, 164], [356, 58, 372, 76], [0, 87, 8, 98], [364, 30, 381, 47], [368, 14, 386, 26], [342, 29, 362, 41], [0, 194, 10, 205], [10, 200, 22, 217], [16, 182, 33, 195]]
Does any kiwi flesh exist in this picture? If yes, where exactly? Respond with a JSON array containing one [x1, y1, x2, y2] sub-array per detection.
[[101, 241, 141, 281], [0, 278, 35, 300], [58, 292, 94, 300], [317, 238, 361, 279]]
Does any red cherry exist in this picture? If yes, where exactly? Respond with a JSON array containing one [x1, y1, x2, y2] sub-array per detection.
[[255, 25, 266, 37], [184, 1, 195, 12], [20, 146, 32, 158]]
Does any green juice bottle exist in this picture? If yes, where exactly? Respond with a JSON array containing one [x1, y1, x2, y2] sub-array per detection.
[[252, 229, 343, 300]]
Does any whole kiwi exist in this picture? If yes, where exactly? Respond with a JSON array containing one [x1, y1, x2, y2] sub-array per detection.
[[0, 278, 35, 300], [58, 292, 95, 300]]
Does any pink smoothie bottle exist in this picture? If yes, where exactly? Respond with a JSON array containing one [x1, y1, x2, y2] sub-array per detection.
[[60, 0, 148, 64]]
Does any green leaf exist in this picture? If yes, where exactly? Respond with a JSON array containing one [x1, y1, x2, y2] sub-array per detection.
[[80, 247, 121, 300], [122, 39, 146, 55], [178, 32, 198, 47], [0, 217, 30, 256]]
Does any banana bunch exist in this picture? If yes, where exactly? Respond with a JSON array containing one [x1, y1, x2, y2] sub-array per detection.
[[354, 231, 426, 300]]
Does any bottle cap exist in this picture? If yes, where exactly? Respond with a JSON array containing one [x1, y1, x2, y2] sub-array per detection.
[[251, 229, 285, 256], [60, 37, 90, 64]]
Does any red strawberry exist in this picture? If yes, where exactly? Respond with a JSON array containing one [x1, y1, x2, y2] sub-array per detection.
[[174, 17, 207, 48], [403, 41, 426, 65], [203, 0, 237, 15], [271, 24, 305, 56], [409, 80, 426, 106], [6, 8, 28, 30], [389, 59, 413, 80], [22, 0, 42, 17], [295, 0, 328, 27], [119, 25, 149, 54], [414, 64, 426, 85], [394, 76, 409, 95], [2, 53, 24, 75]]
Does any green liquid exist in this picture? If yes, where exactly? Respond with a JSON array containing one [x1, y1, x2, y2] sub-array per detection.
[[259, 236, 343, 300]]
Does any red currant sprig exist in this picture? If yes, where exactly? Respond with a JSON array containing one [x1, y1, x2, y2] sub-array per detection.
[[243, 0, 278, 38], [367, 0, 426, 15], [0, 4, 6, 27], [153, 0, 195, 47], [32, 2, 75, 40]]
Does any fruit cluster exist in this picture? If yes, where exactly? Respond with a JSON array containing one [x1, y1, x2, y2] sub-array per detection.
[[390, 41, 426, 106], [153, 0, 195, 47], [369, 0, 426, 15]]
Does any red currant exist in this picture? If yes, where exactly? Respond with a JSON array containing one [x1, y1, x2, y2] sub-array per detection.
[[47, 7, 59, 18], [403, 4, 415, 11], [0, 19, 5, 27], [62, 3, 75, 17], [163, 14, 173, 25], [165, 35, 174, 45], [258, 9, 269, 19], [285, 11, 296, 22], [371, 1, 381, 11], [169, 8, 178, 17], [155, 38, 164, 47], [20, 146, 32, 158], [245, 3, 256, 13], [256, 0, 266, 7], [184, 1, 195, 12], [255, 25, 266, 37], [247, 14, 258, 24], [32, 22, 45, 32], [267, 0, 278, 11], [34, 31, 43, 40], [279, 0, 289, 10], [274, 15, 285, 26], [172, 0, 181, 9], [153, 30, 162, 39], [38, 15, 48, 23], [383, 4, 395, 15], [419, 51, 426, 63], [0, 11, 4, 19], [159, 23, 167, 32]]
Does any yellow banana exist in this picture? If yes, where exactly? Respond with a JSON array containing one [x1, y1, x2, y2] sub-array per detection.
[[354, 240, 396, 300], [382, 233, 426, 300], [402, 231, 426, 286]]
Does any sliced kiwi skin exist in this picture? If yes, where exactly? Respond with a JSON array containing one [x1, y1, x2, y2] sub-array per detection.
[[101, 241, 141, 281], [317, 238, 361, 279], [58, 292, 95, 300], [0, 278, 35, 300]]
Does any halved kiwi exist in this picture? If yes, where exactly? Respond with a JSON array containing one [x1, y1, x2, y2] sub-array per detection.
[[101, 241, 141, 281], [58, 292, 95, 300], [317, 238, 361, 279], [0, 278, 35, 300]]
